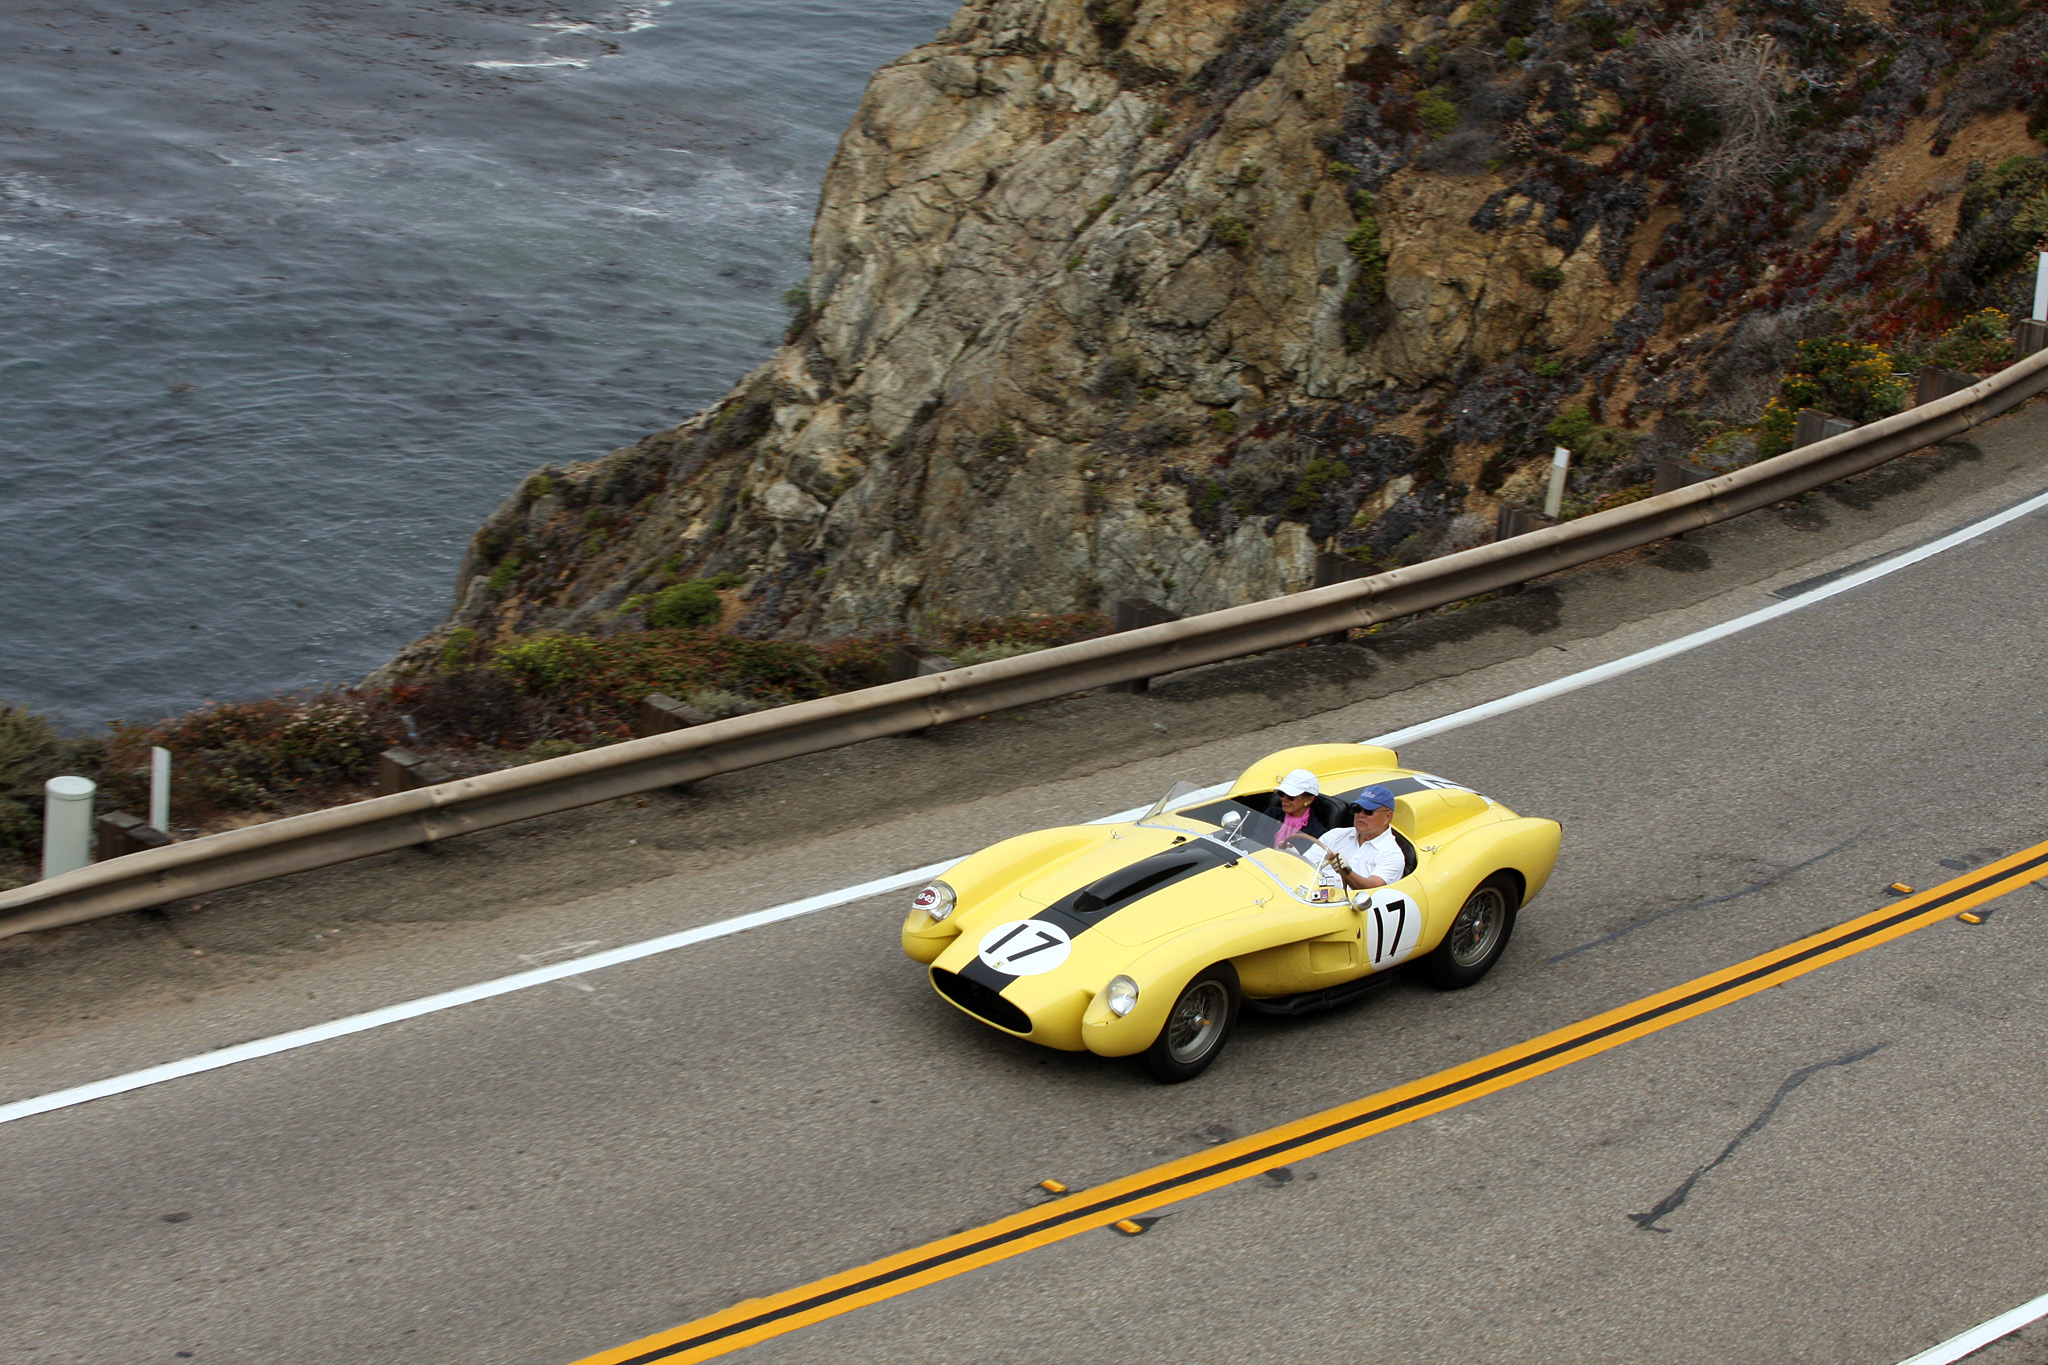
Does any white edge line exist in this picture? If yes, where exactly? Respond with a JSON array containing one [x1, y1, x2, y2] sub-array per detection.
[[1367, 483, 2048, 749], [6, 485, 2047, 1127], [1896, 1289, 2048, 1365]]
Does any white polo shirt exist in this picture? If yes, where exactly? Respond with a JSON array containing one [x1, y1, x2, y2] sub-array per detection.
[[1315, 825, 1406, 887]]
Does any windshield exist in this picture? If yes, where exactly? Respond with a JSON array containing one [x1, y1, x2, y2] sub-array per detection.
[[1133, 784, 1352, 906]]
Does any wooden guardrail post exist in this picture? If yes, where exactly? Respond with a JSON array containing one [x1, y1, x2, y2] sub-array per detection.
[[1108, 598, 1182, 692], [1311, 554, 1373, 644], [1793, 408, 1857, 449], [889, 645, 957, 683], [1652, 456, 1714, 496], [378, 748, 455, 796], [2018, 318, 2048, 355], [1494, 501, 1556, 541], [96, 811, 173, 862], [1915, 367, 1980, 407], [633, 693, 714, 738]]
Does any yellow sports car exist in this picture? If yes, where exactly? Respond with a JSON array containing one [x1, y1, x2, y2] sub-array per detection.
[[901, 743, 1561, 1081]]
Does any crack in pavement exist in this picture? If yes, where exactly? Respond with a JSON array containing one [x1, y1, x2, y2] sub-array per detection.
[[1627, 1041, 1888, 1233], [1549, 831, 1867, 963]]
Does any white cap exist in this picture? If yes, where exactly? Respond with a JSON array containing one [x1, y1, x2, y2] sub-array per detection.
[[1277, 768, 1320, 797]]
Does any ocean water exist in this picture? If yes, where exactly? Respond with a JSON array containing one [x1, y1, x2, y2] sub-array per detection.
[[0, 0, 958, 728]]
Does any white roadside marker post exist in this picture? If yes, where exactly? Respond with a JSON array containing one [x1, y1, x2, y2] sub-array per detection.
[[149, 746, 171, 833], [1543, 444, 1571, 520], [2033, 252, 2048, 323], [41, 776, 96, 879]]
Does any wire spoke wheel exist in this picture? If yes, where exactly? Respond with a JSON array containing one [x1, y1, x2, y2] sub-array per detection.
[[1144, 964, 1240, 1082], [1166, 980, 1229, 1063], [1448, 885, 1508, 967], [1425, 876, 1517, 990]]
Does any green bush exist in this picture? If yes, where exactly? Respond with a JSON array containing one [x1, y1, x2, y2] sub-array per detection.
[[1417, 90, 1459, 135], [102, 694, 384, 818], [1754, 338, 1907, 460], [494, 634, 604, 690], [644, 580, 724, 630], [0, 704, 62, 862], [1956, 156, 2048, 281], [439, 627, 479, 670], [1210, 215, 1251, 248], [1529, 264, 1565, 290], [1926, 309, 2017, 374], [1544, 408, 1637, 471], [1342, 192, 1389, 351]]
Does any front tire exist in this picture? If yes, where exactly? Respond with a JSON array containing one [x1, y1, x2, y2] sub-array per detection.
[[1142, 963, 1240, 1083], [1424, 875, 1518, 989]]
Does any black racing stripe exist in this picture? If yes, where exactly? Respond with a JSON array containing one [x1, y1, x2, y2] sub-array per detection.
[[957, 956, 1013, 994], [614, 848, 2048, 1363], [968, 841, 1241, 993]]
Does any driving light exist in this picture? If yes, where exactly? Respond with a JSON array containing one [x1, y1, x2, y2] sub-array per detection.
[[913, 881, 957, 921], [1106, 975, 1139, 1017]]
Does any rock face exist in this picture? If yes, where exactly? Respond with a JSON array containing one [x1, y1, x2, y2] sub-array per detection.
[[403, 0, 2048, 664]]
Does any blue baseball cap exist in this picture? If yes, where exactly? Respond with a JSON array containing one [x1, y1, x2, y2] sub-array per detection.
[[1350, 785, 1395, 813]]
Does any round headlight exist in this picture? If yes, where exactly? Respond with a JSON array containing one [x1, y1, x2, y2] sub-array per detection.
[[1105, 975, 1139, 1017], [912, 881, 957, 921]]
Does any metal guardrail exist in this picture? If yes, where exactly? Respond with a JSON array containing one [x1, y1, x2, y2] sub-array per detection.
[[8, 347, 2048, 938]]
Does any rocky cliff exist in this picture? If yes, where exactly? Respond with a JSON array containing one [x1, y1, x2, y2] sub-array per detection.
[[395, 0, 2048, 667]]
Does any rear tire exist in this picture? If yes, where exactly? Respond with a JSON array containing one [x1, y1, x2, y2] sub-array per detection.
[[1424, 875, 1518, 989], [1142, 963, 1240, 1083]]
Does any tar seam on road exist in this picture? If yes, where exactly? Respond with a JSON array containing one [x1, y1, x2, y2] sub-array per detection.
[[1547, 830, 1866, 963], [1626, 1041, 1887, 1232], [566, 844, 2048, 1365], [6, 484, 2048, 1132]]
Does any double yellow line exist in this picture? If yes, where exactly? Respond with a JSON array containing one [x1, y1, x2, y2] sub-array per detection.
[[572, 841, 2048, 1365]]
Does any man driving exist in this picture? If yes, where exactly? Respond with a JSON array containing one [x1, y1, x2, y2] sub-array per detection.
[[1317, 785, 1406, 891]]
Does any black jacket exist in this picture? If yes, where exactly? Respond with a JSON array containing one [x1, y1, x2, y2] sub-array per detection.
[[1260, 797, 1331, 841]]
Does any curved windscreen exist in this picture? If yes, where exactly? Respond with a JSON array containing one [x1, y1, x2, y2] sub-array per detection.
[[1132, 783, 1352, 906]]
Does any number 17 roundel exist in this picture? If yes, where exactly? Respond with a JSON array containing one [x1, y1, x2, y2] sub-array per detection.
[[976, 919, 1074, 976]]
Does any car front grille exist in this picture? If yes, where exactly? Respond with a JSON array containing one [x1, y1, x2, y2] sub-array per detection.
[[930, 968, 1031, 1034]]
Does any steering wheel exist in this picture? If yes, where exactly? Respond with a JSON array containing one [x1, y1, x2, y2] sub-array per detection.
[[1279, 832, 1351, 896]]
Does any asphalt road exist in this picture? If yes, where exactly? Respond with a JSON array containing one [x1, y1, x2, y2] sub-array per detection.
[[8, 465, 2048, 1363]]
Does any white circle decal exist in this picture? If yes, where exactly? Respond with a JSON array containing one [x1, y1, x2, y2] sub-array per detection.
[[975, 919, 1073, 976]]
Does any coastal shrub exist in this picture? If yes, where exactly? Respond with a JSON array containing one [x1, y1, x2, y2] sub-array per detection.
[[1925, 308, 2018, 374], [940, 612, 1111, 653], [1210, 214, 1251, 248], [494, 634, 603, 691], [487, 630, 893, 729], [1544, 408, 1636, 471], [1417, 89, 1459, 135], [439, 627, 479, 670], [102, 694, 385, 818], [1085, 0, 1137, 47], [0, 704, 63, 863], [487, 555, 522, 595], [1342, 193, 1389, 350], [1754, 338, 1907, 460], [644, 579, 724, 630], [1284, 457, 1353, 516], [406, 668, 531, 745], [1944, 157, 2048, 299], [1529, 263, 1565, 290]]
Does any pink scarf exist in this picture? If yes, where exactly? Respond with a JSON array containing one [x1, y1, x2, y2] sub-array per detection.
[[1274, 808, 1310, 847]]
